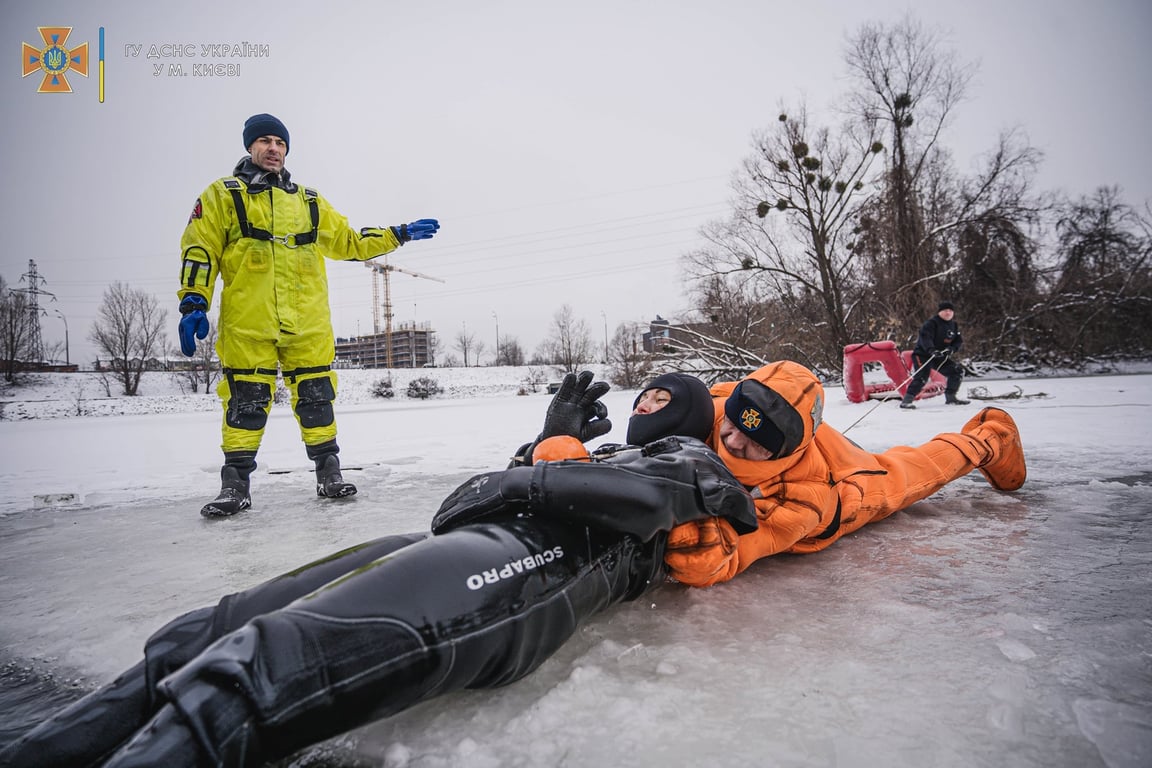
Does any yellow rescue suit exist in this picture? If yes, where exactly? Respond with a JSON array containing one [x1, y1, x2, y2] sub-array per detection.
[[179, 159, 402, 453], [665, 361, 1027, 587]]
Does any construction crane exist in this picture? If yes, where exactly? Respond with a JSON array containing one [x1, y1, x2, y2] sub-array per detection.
[[365, 259, 445, 368]]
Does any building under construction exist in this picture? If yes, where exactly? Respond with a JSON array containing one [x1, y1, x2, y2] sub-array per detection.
[[336, 258, 443, 369], [334, 321, 436, 369]]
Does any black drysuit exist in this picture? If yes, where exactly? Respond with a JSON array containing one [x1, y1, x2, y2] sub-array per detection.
[[0, 437, 754, 768]]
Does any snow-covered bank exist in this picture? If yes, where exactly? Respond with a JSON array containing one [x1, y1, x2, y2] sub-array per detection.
[[0, 365, 574, 421], [4, 362, 1151, 422]]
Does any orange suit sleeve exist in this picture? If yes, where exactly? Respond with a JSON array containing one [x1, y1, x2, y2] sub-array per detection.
[[665, 481, 838, 587]]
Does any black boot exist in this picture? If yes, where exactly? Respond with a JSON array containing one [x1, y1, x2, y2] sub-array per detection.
[[307, 441, 357, 498], [899, 394, 916, 410], [200, 451, 256, 518], [945, 392, 971, 405]]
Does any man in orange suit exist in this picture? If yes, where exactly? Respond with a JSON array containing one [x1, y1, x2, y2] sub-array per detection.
[[663, 360, 1026, 586]]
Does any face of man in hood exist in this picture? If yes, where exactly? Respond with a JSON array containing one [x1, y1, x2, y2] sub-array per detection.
[[626, 373, 714, 446], [633, 388, 672, 415], [718, 416, 776, 461]]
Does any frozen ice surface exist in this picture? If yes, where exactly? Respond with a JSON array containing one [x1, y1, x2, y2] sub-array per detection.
[[0, 372, 1150, 767]]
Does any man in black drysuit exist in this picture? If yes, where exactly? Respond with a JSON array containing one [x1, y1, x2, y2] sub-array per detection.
[[0, 372, 752, 768]]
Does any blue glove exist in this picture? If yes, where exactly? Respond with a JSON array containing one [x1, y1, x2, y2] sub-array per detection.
[[178, 295, 209, 357], [391, 218, 440, 243]]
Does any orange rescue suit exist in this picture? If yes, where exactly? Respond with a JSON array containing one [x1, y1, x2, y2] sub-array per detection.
[[665, 361, 1026, 587]]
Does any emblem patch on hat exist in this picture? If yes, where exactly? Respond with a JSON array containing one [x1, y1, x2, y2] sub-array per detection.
[[740, 407, 762, 430]]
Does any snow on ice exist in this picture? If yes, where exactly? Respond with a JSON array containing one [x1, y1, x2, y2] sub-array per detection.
[[0, 367, 1150, 767]]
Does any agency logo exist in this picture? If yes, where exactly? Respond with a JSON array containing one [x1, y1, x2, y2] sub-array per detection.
[[22, 26, 89, 93], [740, 407, 762, 431]]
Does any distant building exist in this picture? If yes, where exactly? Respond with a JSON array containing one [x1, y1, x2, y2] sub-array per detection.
[[641, 315, 710, 355], [335, 322, 436, 369]]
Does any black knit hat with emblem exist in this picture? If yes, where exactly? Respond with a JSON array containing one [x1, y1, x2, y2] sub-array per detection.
[[723, 378, 805, 459], [626, 373, 714, 446], [243, 113, 290, 154]]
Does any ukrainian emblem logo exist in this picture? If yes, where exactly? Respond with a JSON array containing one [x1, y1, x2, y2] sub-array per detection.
[[22, 27, 89, 93], [740, 407, 762, 431]]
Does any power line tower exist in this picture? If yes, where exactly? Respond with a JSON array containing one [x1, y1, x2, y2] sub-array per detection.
[[365, 259, 445, 368], [14, 259, 55, 364]]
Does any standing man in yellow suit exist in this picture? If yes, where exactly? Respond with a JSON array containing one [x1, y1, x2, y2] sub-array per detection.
[[177, 113, 439, 517]]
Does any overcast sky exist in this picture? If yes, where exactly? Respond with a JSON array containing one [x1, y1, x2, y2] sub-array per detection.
[[4, 0, 1150, 367]]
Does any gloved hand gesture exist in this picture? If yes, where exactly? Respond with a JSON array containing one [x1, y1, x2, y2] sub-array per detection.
[[539, 371, 612, 443], [178, 295, 209, 357], [391, 218, 440, 243], [935, 348, 953, 361]]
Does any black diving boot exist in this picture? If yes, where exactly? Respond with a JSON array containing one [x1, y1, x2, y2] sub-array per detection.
[[307, 441, 357, 498], [200, 451, 256, 518], [945, 391, 971, 405]]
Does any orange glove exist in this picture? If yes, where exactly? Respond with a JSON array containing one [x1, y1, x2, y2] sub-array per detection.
[[532, 435, 590, 462], [665, 518, 740, 587]]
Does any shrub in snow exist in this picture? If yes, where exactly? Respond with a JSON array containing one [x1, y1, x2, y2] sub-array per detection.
[[407, 376, 442, 400], [371, 377, 395, 399], [521, 367, 549, 393]]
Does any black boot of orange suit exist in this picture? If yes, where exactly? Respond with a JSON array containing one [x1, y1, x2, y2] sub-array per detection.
[[307, 441, 356, 498]]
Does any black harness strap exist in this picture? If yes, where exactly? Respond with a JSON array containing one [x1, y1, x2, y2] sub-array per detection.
[[222, 366, 281, 378], [224, 179, 319, 247], [281, 364, 332, 383]]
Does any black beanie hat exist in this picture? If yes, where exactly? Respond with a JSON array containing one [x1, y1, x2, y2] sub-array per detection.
[[243, 113, 289, 153], [938, 300, 955, 311], [723, 378, 798, 458], [626, 373, 714, 446]]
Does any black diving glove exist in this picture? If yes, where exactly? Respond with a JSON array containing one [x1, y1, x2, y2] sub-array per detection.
[[520, 371, 611, 464]]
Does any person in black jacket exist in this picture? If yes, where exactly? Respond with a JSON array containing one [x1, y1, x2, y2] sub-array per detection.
[[900, 301, 971, 408], [0, 373, 754, 768]]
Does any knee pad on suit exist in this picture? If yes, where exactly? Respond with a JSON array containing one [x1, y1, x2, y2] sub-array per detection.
[[225, 379, 272, 431], [294, 375, 336, 428]]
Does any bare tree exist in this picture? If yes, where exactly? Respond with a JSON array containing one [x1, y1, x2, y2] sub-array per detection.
[[89, 282, 168, 395], [454, 327, 483, 367], [844, 15, 975, 316], [605, 322, 654, 389], [495, 335, 526, 366], [0, 275, 34, 382], [684, 105, 885, 368], [1032, 188, 1152, 360], [651, 323, 772, 384], [43, 340, 68, 366], [539, 304, 594, 373]]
